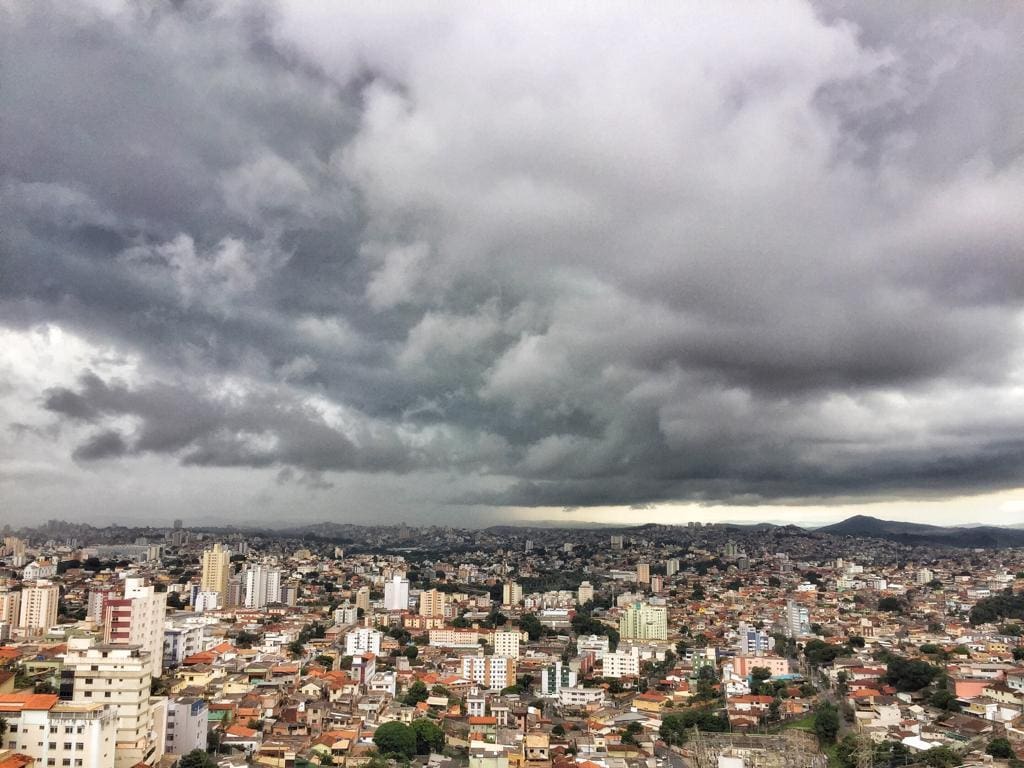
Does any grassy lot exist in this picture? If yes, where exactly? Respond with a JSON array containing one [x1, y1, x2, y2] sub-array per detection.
[[822, 742, 842, 768], [780, 713, 816, 731]]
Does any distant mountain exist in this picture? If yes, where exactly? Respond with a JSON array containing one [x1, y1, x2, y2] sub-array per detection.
[[818, 514, 1024, 548]]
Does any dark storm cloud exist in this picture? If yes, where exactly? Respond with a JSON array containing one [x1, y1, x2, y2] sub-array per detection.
[[4, 0, 1024, 520], [72, 430, 128, 462]]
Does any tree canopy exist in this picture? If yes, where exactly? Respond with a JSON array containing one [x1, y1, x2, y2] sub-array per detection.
[[373, 722, 416, 759]]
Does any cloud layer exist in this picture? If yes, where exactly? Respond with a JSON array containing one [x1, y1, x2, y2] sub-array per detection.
[[3, 0, 1024, 524]]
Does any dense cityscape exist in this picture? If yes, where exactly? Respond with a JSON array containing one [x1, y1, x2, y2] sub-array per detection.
[[0, 519, 1022, 768], [5, 3, 1024, 768]]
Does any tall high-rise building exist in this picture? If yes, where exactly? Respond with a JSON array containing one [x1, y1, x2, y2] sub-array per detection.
[[0, 586, 22, 627], [665, 558, 680, 577], [102, 576, 167, 677], [61, 637, 163, 768], [636, 563, 651, 584], [419, 588, 446, 617], [610, 535, 624, 550], [383, 573, 409, 611], [244, 564, 283, 609], [200, 543, 230, 603], [650, 575, 664, 594], [577, 581, 594, 605], [786, 599, 811, 638], [355, 586, 371, 614], [502, 581, 523, 607], [18, 580, 59, 636], [618, 601, 668, 641], [539, 660, 577, 696], [493, 630, 521, 658]]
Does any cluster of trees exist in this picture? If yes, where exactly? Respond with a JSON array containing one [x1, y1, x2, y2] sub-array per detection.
[[812, 703, 839, 744], [877, 596, 905, 614], [372, 719, 444, 759], [803, 639, 851, 665], [571, 611, 620, 651], [658, 708, 729, 745], [970, 590, 1024, 626], [883, 656, 940, 692]]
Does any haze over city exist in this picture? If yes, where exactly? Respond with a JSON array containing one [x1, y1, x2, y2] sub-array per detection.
[[3, 1, 1024, 528]]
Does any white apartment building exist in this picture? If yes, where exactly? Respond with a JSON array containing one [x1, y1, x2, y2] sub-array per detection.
[[577, 634, 610, 660], [344, 628, 383, 656], [618, 601, 668, 641], [558, 687, 606, 708], [19, 580, 60, 636], [333, 603, 358, 626], [61, 638, 163, 768], [383, 573, 409, 611], [0, 693, 116, 768], [602, 647, 641, 679], [492, 630, 521, 659], [461, 655, 516, 690], [23, 560, 58, 581], [164, 697, 207, 756], [103, 577, 167, 678], [243, 565, 282, 609], [428, 629, 485, 648], [163, 624, 204, 669]]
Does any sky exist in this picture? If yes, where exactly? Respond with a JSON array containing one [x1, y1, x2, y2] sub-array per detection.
[[2, 0, 1024, 529]]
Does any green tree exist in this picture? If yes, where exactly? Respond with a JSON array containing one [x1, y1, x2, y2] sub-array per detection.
[[877, 597, 903, 613], [813, 704, 840, 744], [178, 749, 217, 768], [928, 689, 961, 712], [919, 746, 960, 767], [404, 645, 419, 660], [986, 738, 1014, 759], [658, 709, 728, 746], [403, 680, 429, 706], [885, 656, 939, 692], [519, 613, 543, 641], [411, 718, 445, 754], [373, 722, 416, 760]]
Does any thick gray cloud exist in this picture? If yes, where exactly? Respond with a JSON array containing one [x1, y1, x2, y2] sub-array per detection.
[[2, 0, 1024, 524]]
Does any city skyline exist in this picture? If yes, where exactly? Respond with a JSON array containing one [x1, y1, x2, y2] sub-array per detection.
[[4, 2, 1024, 527]]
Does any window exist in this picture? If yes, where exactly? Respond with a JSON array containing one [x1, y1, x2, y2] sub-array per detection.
[[65, 727, 73, 734], [7, 742, 15, 749], [46, 760, 55, 766], [104, 692, 111, 698], [62, 759, 71, 766], [75, 761, 82, 767], [63, 743, 72, 750], [75, 744, 83, 750], [49, 742, 56, 749], [49, 727, 57, 734], [84, 679, 92, 684]]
